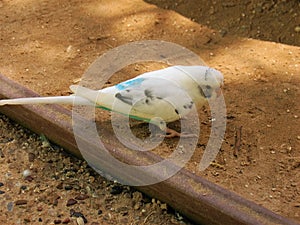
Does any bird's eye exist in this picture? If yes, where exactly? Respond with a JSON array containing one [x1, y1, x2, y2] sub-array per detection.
[[205, 85, 211, 89]]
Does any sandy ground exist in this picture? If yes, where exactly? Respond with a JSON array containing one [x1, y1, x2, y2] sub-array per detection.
[[0, 0, 299, 224]]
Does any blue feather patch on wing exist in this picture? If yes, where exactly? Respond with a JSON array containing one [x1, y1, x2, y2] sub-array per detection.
[[115, 77, 145, 90]]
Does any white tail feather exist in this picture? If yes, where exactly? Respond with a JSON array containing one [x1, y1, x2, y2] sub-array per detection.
[[0, 95, 93, 106], [70, 85, 115, 109]]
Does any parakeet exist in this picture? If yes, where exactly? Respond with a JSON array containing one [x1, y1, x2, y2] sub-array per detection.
[[0, 65, 223, 137]]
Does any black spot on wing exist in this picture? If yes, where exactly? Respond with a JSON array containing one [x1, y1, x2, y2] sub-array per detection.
[[183, 101, 194, 109], [115, 93, 133, 105], [144, 89, 165, 104], [115, 93, 121, 98], [144, 89, 153, 98]]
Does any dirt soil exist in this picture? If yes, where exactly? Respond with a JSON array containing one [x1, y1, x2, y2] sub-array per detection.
[[0, 0, 299, 224]]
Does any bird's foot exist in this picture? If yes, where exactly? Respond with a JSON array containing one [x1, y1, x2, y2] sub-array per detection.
[[164, 128, 198, 138]]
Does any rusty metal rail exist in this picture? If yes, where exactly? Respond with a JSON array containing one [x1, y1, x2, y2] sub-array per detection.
[[0, 73, 298, 225]]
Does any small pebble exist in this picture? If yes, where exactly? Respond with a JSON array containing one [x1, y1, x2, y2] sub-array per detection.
[[66, 45, 73, 53], [176, 212, 183, 221], [15, 200, 28, 205], [54, 219, 62, 224], [48, 208, 57, 217], [56, 182, 64, 189], [134, 202, 141, 210], [24, 175, 34, 182], [76, 217, 85, 225], [53, 198, 59, 206], [110, 185, 123, 195], [75, 194, 89, 200], [22, 169, 31, 178], [295, 26, 300, 33], [64, 185, 73, 191], [89, 176, 95, 183], [62, 218, 71, 224], [160, 203, 168, 210], [28, 152, 35, 162], [7, 202, 14, 212], [24, 218, 30, 223], [66, 199, 78, 206], [41, 141, 50, 148], [70, 210, 88, 223]]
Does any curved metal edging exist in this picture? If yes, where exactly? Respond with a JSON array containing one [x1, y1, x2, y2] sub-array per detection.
[[0, 73, 298, 225]]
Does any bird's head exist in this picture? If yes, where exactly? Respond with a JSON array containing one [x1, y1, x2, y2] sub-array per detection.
[[177, 66, 224, 99]]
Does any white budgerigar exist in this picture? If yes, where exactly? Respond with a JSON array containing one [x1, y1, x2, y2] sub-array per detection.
[[0, 65, 223, 137]]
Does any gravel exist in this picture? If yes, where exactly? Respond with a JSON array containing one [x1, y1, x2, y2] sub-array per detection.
[[0, 114, 191, 224]]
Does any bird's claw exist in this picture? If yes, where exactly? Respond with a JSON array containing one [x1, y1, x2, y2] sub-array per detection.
[[161, 128, 198, 138]]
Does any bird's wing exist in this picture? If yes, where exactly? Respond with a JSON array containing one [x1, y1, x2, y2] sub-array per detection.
[[70, 76, 195, 123], [113, 77, 195, 122]]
